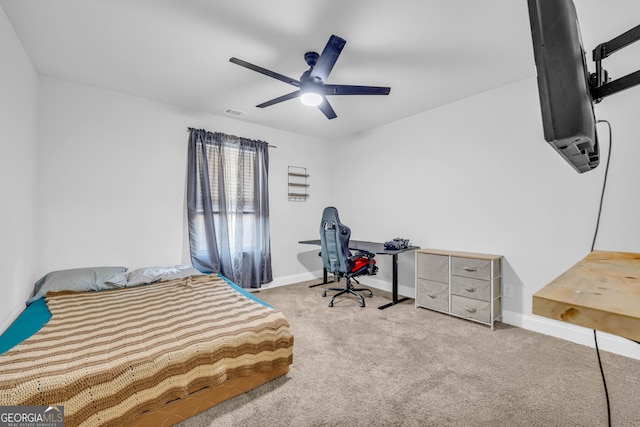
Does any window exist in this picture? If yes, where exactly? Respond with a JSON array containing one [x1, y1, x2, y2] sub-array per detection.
[[187, 129, 272, 288], [193, 144, 258, 254]]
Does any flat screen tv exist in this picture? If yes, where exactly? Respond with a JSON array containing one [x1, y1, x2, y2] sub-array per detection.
[[527, 0, 600, 173]]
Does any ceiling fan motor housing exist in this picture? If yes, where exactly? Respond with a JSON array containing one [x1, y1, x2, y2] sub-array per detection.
[[304, 51, 319, 68]]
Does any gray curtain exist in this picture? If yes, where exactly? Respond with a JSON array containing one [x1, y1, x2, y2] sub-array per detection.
[[187, 128, 272, 288]]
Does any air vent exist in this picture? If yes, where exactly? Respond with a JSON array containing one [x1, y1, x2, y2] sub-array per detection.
[[222, 107, 247, 117]]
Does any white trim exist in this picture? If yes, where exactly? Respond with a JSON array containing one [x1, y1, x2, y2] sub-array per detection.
[[267, 273, 416, 299], [264, 272, 416, 297], [359, 276, 416, 300], [503, 310, 640, 360], [266, 275, 640, 360], [262, 271, 323, 289]]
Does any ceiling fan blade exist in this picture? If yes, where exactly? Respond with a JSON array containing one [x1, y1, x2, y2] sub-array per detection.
[[230, 57, 300, 87], [324, 84, 391, 96], [317, 98, 337, 120], [256, 91, 300, 108], [309, 35, 346, 82]]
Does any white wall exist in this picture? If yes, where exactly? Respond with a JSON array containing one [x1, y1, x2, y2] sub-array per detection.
[[0, 7, 39, 332], [35, 76, 332, 287], [330, 78, 640, 359], [0, 69, 332, 333]]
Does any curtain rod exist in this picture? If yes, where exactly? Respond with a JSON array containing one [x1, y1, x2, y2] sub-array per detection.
[[186, 128, 277, 148]]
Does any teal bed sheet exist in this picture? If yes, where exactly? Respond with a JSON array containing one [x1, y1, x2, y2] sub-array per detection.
[[0, 298, 50, 355]]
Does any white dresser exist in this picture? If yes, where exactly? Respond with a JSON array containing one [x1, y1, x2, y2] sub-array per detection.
[[416, 249, 503, 329]]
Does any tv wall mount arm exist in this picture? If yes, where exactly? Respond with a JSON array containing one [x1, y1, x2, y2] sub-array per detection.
[[590, 24, 640, 103]]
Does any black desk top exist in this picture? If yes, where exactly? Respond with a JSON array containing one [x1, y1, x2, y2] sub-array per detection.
[[299, 239, 419, 255]]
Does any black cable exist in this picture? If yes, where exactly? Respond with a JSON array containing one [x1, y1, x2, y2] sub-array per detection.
[[591, 120, 612, 253], [592, 119, 612, 426], [594, 329, 611, 426]]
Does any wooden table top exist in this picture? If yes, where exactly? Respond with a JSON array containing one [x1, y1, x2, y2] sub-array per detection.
[[532, 250, 640, 342]]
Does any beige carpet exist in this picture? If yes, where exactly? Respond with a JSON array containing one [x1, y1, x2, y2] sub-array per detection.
[[178, 280, 640, 427]]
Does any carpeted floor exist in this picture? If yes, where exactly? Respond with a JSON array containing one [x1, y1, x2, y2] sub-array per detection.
[[178, 280, 640, 427]]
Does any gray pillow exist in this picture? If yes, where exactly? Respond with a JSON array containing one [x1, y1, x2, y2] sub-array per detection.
[[27, 266, 128, 305], [126, 265, 204, 288]]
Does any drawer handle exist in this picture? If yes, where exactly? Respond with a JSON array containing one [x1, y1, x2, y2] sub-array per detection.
[[427, 293, 437, 299], [464, 287, 477, 293], [464, 267, 478, 272], [463, 306, 477, 314]]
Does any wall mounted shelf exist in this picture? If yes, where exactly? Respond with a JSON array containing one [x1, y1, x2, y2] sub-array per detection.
[[288, 166, 309, 201]]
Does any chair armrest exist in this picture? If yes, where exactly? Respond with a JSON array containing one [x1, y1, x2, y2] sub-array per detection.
[[352, 250, 375, 259]]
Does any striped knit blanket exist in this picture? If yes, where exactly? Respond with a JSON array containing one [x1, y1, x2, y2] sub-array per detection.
[[0, 275, 293, 426]]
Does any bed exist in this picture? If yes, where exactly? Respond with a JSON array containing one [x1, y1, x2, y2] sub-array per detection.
[[0, 266, 294, 426]]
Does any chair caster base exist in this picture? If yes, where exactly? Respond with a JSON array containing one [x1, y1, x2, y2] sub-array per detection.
[[321, 282, 373, 308]]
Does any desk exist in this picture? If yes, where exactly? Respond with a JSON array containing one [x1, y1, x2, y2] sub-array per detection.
[[299, 239, 420, 310], [532, 250, 640, 342]]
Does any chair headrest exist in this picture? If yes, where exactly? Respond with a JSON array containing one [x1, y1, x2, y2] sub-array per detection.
[[321, 206, 340, 225]]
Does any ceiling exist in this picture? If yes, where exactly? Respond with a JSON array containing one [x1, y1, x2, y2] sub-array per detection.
[[2, 0, 639, 141]]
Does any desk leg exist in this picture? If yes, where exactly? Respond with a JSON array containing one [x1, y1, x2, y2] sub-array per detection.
[[378, 254, 410, 310], [308, 267, 336, 288]]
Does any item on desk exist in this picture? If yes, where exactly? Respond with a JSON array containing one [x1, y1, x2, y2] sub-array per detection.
[[384, 238, 410, 250]]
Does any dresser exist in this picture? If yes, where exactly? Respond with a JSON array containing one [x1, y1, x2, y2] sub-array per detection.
[[416, 249, 503, 329]]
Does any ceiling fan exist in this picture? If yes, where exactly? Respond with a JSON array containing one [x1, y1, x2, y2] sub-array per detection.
[[229, 35, 391, 119]]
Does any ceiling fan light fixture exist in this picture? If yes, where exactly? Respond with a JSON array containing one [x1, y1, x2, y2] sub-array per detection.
[[300, 91, 323, 107]]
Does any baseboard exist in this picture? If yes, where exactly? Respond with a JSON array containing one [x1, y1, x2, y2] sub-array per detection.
[[359, 276, 416, 300], [265, 272, 415, 296], [263, 271, 323, 289], [369, 282, 640, 360], [267, 274, 640, 361], [503, 310, 640, 360]]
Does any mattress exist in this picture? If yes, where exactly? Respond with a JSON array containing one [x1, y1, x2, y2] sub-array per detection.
[[0, 274, 293, 426], [0, 274, 266, 356]]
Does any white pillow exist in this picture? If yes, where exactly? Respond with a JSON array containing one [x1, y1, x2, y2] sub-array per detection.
[[126, 265, 204, 287]]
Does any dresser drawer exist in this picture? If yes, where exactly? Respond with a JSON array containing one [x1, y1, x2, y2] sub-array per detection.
[[416, 279, 449, 312], [451, 257, 493, 281], [451, 276, 492, 301], [417, 253, 449, 283], [451, 295, 491, 323]]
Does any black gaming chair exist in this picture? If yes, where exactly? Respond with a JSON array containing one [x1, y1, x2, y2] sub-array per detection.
[[319, 207, 377, 307]]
